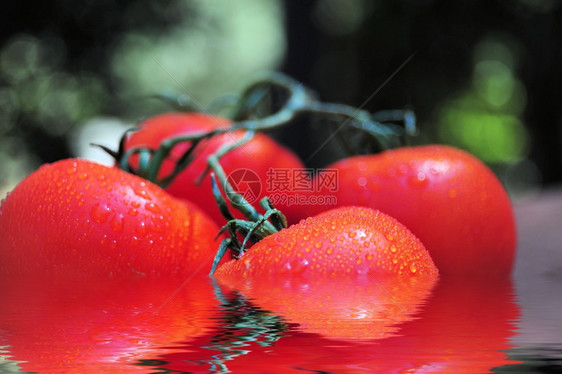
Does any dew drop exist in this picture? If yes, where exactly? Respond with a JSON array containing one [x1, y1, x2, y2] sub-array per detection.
[[91, 203, 111, 223], [290, 259, 309, 274], [389, 245, 397, 253], [66, 165, 77, 175], [134, 188, 148, 198], [78, 172, 88, 180], [358, 161, 367, 171], [128, 208, 139, 216], [392, 257, 398, 264], [410, 263, 417, 273], [145, 202, 161, 214], [357, 177, 367, 187], [365, 253, 374, 261], [409, 172, 429, 188], [110, 214, 124, 233]]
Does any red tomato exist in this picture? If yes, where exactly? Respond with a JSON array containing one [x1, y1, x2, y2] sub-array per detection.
[[0, 276, 218, 373], [214, 206, 438, 279], [0, 158, 220, 279], [213, 206, 437, 341], [308, 145, 516, 276], [123, 112, 308, 225]]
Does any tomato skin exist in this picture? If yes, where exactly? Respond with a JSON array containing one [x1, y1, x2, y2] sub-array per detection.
[[309, 145, 516, 276], [124, 112, 308, 225], [0, 158, 220, 279], [214, 206, 438, 280]]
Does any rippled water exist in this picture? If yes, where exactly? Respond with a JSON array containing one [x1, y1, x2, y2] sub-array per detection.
[[0, 271, 561, 373], [1, 194, 562, 373]]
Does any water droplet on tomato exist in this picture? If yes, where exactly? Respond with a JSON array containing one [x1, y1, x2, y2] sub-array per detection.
[[66, 164, 77, 175], [145, 202, 161, 213], [128, 208, 138, 216], [408, 172, 428, 188], [410, 263, 417, 273], [91, 203, 111, 223], [358, 161, 367, 171], [357, 177, 367, 187], [137, 221, 147, 235], [78, 172, 88, 180], [110, 214, 124, 232], [291, 258, 309, 274], [389, 245, 397, 253]]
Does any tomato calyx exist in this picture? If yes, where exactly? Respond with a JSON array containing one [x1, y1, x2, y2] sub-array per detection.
[[101, 73, 415, 190]]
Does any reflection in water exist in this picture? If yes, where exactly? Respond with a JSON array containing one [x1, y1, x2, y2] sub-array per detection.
[[212, 274, 438, 342], [0, 275, 219, 373], [147, 277, 521, 373], [0, 274, 531, 373]]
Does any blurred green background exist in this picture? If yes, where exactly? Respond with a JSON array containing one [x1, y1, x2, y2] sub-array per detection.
[[1, 0, 560, 199]]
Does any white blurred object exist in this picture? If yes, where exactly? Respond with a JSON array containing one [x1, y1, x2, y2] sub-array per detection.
[[70, 117, 132, 166]]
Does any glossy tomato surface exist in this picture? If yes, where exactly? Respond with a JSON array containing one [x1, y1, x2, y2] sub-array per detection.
[[309, 145, 516, 276], [214, 206, 438, 279], [124, 112, 308, 225], [0, 158, 220, 279]]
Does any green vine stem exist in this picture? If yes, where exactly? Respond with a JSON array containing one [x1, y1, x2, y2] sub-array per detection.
[[114, 72, 415, 189], [205, 129, 293, 274]]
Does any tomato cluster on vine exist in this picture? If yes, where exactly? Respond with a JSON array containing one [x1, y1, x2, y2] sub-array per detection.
[[0, 73, 517, 366]]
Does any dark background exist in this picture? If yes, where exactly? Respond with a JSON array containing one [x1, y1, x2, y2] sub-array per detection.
[[1, 0, 561, 196]]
